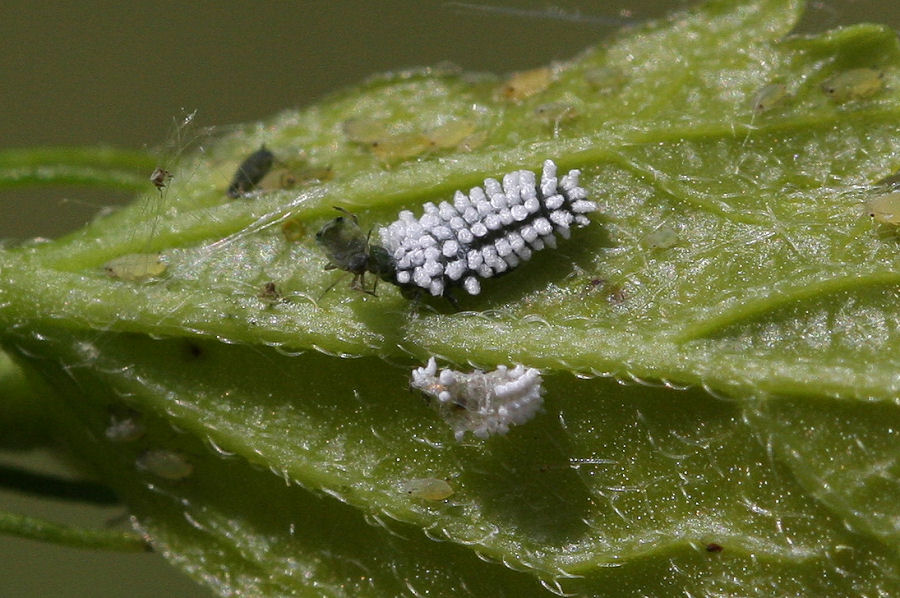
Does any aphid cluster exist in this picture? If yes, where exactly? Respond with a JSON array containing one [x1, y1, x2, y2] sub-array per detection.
[[316, 160, 595, 299], [342, 117, 484, 164], [410, 357, 544, 441]]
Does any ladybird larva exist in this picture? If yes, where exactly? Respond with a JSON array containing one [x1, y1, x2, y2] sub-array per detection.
[[316, 160, 596, 299], [410, 357, 544, 441], [382, 160, 595, 296]]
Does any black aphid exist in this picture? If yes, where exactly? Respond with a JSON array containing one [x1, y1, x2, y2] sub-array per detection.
[[149, 167, 172, 191], [227, 146, 275, 198], [315, 160, 595, 298]]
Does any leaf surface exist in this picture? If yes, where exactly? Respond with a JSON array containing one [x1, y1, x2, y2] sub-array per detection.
[[2, 0, 899, 595]]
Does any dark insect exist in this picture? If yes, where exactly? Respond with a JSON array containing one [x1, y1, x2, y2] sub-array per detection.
[[227, 146, 275, 198], [149, 167, 172, 191], [315, 160, 595, 299], [315, 208, 395, 295], [705, 543, 724, 553]]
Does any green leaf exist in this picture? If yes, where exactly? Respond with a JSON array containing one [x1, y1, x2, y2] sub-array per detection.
[[0, 146, 156, 191], [2, 0, 899, 595]]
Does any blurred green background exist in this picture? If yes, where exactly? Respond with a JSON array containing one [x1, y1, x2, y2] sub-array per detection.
[[1, 1, 897, 596]]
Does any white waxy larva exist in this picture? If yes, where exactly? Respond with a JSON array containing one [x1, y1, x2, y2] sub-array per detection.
[[378, 160, 596, 297], [137, 449, 194, 481], [866, 192, 900, 225], [411, 357, 544, 441], [400, 477, 454, 500], [103, 253, 167, 281], [105, 410, 146, 443]]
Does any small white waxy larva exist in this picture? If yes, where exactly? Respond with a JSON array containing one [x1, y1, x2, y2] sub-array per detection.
[[866, 192, 900, 225], [105, 409, 146, 443], [410, 357, 544, 441], [103, 253, 167, 281], [316, 160, 596, 300], [136, 449, 194, 481], [400, 477, 454, 500], [821, 68, 884, 103]]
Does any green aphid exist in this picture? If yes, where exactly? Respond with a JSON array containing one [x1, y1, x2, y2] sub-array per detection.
[[400, 477, 454, 500], [822, 68, 884, 103], [643, 224, 678, 249], [751, 83, 788, 113], [866, 192, 900, 225], [103, 253, 167, 281], [315, 208, 395, 295]]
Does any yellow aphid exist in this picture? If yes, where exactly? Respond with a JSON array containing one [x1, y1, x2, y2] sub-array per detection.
[[136, 449, 193, 481], [866, 192, 900, 225], [259, 166, 333, 191], [822, 68, 884, 102], [751, 83, 788, 113], [456, 129, 488, 153], [369, 132, 431, 164], [497, 66, 553, 102], [424, 119, 478, 149], [400, 477, 454, 500], [281, 217, 306, 242], [103, 253, 167, 281], [342, 118, 390, 144]]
